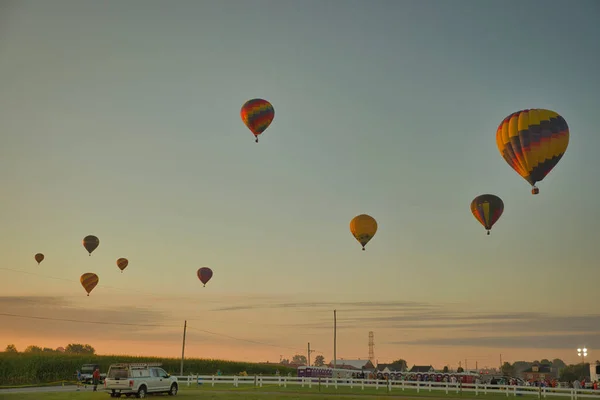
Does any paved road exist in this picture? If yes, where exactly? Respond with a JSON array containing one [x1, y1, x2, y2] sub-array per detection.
[[0, 384, 97, 394]]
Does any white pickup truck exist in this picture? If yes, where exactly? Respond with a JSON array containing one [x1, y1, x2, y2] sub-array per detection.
[[103, 363, 178, 398]]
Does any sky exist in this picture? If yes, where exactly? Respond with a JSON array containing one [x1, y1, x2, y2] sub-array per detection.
[[1, 0, 599, 369]]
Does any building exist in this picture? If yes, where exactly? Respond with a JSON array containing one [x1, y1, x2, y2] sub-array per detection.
[[522, 363, 556, 381], [328, 359, 375, 371], [409, 365, 435, 373]]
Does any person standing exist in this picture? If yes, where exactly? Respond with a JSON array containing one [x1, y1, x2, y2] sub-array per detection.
[[92, 368, 100, 391]]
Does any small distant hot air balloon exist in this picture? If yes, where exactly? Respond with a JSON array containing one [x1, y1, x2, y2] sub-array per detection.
[[34, 253, 44, 265], [240, 98, 275, 143], [197, 267, 213, 287], [82, 235, 99, 256], [470, 194, 504, 235], [350, 214, 378, 251], [496, 108, 569, 195], [80, 273, 99, 296], [116, 258, 128, 273]]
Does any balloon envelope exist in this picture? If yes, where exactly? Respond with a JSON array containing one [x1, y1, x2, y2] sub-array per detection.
[[197, 267, 213, 287], [82, 235, 100, 255], [470, 194, 504, 235], [80, 273, 99, 296], [240, 99, 274, 142], [349, 214, 378, 250], [34, 253, 44, 265], [496, 109, 569, 194], [116, 258, 128, 273]]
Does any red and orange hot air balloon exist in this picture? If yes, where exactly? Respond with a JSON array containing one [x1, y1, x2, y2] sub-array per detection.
[[116, 258, 128, 273], [197, 267, 213, 287], [34, 253, 44, 265], [240, 98, 274, 143], [470, 194, 504, 235], [496, 109, 569, 195], [80, 273, 99, 296]]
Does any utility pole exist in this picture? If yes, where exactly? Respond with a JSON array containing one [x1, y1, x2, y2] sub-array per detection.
[[465, 359, 468, 372], [180, 320, 187, 376], [476, 361, 478, 371], [333, 310, 337, 371], [308, 343, 315, 366], [500, 354, 502, 371]]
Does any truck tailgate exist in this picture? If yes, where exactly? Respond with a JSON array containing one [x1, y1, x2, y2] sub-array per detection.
[[104, 378, 131, 390]]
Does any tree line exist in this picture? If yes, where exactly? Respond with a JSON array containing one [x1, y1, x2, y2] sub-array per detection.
[[4, 343, 96, 354]]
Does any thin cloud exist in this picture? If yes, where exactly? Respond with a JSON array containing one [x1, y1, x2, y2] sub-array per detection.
[[210, 300, 438, 312], [389, 333, 600, 349]]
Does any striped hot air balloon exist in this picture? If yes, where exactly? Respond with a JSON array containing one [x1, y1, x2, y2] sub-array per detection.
[[80, 273, 99, 296], [470, 194, 504, 235], [240, 98, 274, 143], [496, 109, 569, 195]]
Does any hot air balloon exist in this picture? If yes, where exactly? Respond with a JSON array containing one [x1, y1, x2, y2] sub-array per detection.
[[470, 194, 504, 235], [496, 109, 569, 195], [82, 235, 99, 256], [80, 273, 99, 296], [34, 253, 44, 265], [116, 258, 128, 273], [240, 98, 274, 143], [350, 214, 378, 250], [197, 267, 213, 287]]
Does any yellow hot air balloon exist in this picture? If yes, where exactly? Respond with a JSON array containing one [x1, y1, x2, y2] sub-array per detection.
[[116, 258, 128, 273], [349, 214, 378, 250], [80, 273, 99, 296]]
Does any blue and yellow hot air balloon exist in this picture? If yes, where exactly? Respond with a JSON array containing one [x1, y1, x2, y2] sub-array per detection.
[[470, 194, 504, 235], [496, 109, 569, 195]]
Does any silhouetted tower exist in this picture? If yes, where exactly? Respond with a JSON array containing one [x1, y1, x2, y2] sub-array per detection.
[[368, 331, 375, 365]]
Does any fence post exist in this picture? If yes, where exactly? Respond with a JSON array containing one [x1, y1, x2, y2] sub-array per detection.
[[446, 382, 449, 394], [334, 378, 338, 389], [211, 375, 215, 387], [284, 377, 287, 388], [361, 378, 364, 391]]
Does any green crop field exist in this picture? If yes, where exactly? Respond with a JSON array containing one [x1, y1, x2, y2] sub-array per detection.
[[0, 352, 294, 386]]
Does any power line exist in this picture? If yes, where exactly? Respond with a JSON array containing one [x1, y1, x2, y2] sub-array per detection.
[[0, 312, 320, 354], [0, 312, 178, 328]]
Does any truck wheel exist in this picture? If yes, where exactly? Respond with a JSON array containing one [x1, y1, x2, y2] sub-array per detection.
[[168, 383, 178, 396], [136, 385, 147, 398]]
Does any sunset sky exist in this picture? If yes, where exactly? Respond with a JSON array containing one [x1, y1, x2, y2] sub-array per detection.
[[1, 0, 599, 369]]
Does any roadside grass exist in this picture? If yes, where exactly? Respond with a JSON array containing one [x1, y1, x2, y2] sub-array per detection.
[[0, 385, 564, 400]]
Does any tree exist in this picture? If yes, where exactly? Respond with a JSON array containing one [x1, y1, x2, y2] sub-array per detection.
[[42, 347, 55, 352], [559, 363, 590, 382], [24, 345, 43, 353], [552, 359, 567, 372], [4, 344, 17, 353], [443, 366, 449, 373], [501, 362, 515, 376], [457, 367, 464, 373], [540, 359, 551, 365], [314, 355, 325, 367], [389, 359, 408, 372], [65, 343, 95, 355], [281, 359, 290, 365], [292, 354, 307, 365]]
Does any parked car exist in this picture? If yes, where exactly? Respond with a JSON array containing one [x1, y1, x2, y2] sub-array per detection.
[[103, 362, 178, 398], [78, 364, 106, 384]]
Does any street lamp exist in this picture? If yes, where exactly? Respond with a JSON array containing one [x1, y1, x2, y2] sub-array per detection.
[[577, 348, 588, 364]]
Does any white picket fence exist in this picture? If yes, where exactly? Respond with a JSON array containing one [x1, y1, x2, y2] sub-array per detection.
[[173, 374, 598, 399]]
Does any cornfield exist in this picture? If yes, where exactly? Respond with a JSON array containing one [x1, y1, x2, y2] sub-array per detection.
[[0, 352, 295, 386]]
